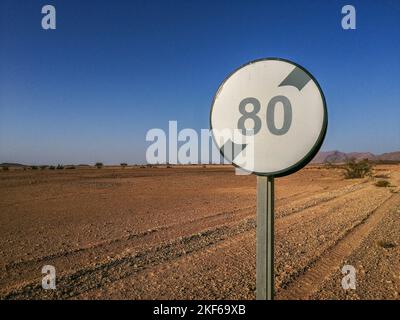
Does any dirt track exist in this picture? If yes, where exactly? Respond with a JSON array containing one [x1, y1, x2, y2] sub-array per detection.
[[0, 164, 399, 300]]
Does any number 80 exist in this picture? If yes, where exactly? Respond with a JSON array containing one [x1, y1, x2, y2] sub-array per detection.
[[238, 95, 292, 136]]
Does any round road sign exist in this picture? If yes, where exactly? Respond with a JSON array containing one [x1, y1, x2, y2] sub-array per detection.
[[210, 58, 327, 177]]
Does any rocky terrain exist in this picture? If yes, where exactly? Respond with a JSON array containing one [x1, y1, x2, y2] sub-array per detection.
[[0, 164, 399, 299]]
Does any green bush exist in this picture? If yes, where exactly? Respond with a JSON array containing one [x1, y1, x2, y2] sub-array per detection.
[[95, 162, 103, 169], [56, 164, 64, 170], [120, 163, 128, 168], [344, 159, 372, 179], [31, 166, 38, 170], [375, 180, 390, 188], [48, 166, 56, 170]]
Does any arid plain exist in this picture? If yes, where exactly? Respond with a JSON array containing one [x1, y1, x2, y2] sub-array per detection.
[[0, 164, 399, 300]]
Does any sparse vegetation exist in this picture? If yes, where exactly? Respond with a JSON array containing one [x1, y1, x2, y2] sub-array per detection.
[[95, 162, 103, 169], [343, 159, 372, 179], [40, 165, 48, 170], [375, 180, 390, 188], [120, 163, 128, 168], [66, 166, 76, 169], [31, 166, 38, 170], [374, 173, 389, 179], [48, 166, 56, 170], [56, 164, 64, 170], [377, 240, 396, 249], [2, 166, 9, 171]]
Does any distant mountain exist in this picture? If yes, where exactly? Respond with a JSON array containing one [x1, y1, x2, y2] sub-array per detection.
[[0, 163, 27, 167], [376, 151, 400, 162], [312, 151, 348, 163], [347, 152, 376, 159], [312, 151, 400, 163]]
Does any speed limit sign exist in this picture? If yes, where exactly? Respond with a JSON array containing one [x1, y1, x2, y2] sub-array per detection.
[[210, 58, 327, 300], [210, 58, 327, 176]]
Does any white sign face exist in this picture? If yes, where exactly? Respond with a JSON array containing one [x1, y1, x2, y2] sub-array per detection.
[[210, 58, 327, 176]]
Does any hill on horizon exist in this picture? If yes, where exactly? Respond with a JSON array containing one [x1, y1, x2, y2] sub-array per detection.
[[0, 163, 27, 167], [312, 150, 400, 164]]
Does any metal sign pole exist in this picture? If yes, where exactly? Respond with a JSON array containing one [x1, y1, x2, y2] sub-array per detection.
[[256, 175, 274, 300]]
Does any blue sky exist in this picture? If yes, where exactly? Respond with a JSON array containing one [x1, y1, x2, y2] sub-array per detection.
[[0, 0, 399, 164]]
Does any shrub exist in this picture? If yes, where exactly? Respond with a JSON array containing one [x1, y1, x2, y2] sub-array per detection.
[[48, 166, 56, 170], [31, 166, 38, 170], [120, 163, 128, 168], [2, 166, 9, 171], [325, 161, 336, 169], [95, 162, 103, 169], [40, 165, 48, 170], [56, 164, 64, 170], [375, 180, 390, 188], [374, 174, 389, 179], [66, 166, 76, 169], [343, 159, 372, 179], [377, 240, 396, 249]]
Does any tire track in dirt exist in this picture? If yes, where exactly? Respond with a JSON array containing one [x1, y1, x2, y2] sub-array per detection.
[[1, 205, 255, 273], [275, 184, 391, 290], [276, 192, 400, 300], [1, 187, 378, 299], [276, 182, 377, 235], [0, 179, 367, 291], [1, 180, 357, 275], [0, 173, 374, 298], [0, 219, 256, 299], [276, 180, 368, 218]]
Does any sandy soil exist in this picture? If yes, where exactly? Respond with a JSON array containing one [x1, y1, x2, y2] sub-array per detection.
[[0, 164, 399, 300]]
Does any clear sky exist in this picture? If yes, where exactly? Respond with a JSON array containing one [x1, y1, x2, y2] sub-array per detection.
[[0, 0, 399, 164]]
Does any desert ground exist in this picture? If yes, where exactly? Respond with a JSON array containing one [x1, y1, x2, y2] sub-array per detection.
[[0, 164, 399, 300]]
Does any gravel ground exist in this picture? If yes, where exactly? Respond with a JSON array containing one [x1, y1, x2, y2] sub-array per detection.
[[0, 164, 398, 300]]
